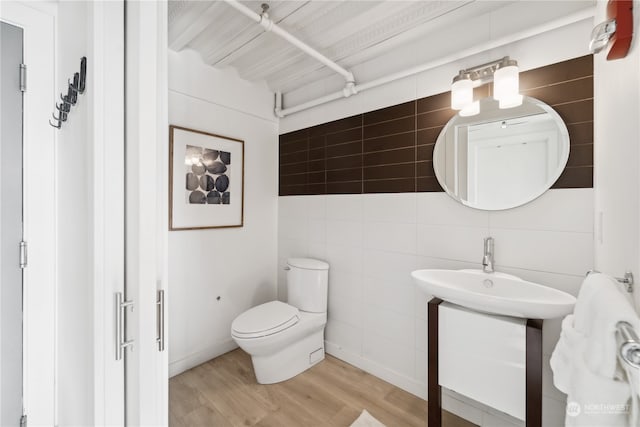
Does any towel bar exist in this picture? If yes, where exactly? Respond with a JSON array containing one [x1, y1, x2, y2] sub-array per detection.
[[586, 270, 634, 293], [616, 321, 640, 369]]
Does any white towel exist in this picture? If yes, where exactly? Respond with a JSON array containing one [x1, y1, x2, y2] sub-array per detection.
[[574, 274, 638, 379], [551, 314, 581, 393], [550, 272, 640, 426], [551, 314, 630, 426], [621, 361, 640, 427]]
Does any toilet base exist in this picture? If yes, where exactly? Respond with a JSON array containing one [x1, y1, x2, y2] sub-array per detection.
[[251, 329, 325, 384]]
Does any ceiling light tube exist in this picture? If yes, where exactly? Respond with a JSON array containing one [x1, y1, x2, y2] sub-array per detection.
[[451, 73, 473, 110]]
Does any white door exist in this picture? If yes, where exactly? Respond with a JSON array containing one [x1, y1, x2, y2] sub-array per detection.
[[90, 1, 127, 425], [1, 3, 168, 425], [0, 19, 25, 427], [90, 1, 167, 423], [124, 1, 169, 425], [0, 3, 56, 425]]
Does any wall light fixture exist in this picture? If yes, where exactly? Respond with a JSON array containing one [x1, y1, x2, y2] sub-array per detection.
[[450, 56, 522, 115], [451, 72, 473, 110]]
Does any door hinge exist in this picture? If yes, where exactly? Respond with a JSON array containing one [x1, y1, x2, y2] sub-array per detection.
[[19, 64, 26, 92], [20, 414, 27, 427], [19, 241, 27, 269]]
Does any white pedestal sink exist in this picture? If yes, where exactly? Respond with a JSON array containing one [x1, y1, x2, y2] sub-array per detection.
[[415, 269, 576, 427], [411, 269, 576, 319]]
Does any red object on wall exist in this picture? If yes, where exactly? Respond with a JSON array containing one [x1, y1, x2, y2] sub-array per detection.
[[607, 0, 634, 60]]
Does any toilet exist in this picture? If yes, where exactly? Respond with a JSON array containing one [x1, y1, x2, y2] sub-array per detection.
[[231, 258, 329, 384]]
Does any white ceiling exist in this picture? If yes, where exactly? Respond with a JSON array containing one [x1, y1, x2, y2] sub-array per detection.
[[168, 1, 594, 97]]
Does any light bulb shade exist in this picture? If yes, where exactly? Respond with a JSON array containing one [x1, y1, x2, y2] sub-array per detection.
[[493, 64, 519, 102], [498, 94, 523, 109], [451, 77, 473, 110], [459, 100, 479, 117]]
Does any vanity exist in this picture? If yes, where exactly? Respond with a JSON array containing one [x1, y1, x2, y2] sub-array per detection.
[[412, 93, 578, 426], [413, 269, 575, 427]]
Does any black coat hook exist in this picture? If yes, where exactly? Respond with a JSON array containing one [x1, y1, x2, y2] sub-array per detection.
[[58, 94, 71, 112], [51, 111, 66, 123], [67, 73, 79, 105], [50, 56, 87, 130], [78, 57, 86, 94], [59, 93, 71, 106], [55, 103, 69, 120]]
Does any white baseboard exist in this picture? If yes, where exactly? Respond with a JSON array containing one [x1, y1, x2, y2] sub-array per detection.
[[169, 339, 238, 378], [324, 341, 427, 400]]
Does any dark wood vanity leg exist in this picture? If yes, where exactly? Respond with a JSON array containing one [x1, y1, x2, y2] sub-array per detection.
[[428, 298, 443, 427], [526, 319, 543, 427]]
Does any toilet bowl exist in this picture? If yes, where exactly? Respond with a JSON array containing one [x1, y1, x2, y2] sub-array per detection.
[[231, 258, 329, 384]]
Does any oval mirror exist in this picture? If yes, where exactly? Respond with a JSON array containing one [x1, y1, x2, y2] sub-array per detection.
[[433, 96, 570, 210]]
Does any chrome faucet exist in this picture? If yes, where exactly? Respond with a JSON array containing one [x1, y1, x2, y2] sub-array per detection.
[[482, 237, 494, 273]]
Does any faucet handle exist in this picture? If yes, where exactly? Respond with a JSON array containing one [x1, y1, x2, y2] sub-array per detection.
[[482, 237, 495, 273]]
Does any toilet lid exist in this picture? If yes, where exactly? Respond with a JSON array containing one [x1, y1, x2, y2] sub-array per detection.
[[287, 258, 329, 270], [231, 301, 299, 339]]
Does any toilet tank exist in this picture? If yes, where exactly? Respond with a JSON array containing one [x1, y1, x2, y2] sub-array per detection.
[[286, 258, 329, 313]]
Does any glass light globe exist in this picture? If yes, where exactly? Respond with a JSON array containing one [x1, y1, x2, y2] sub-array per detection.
[[499, 94, 523, 109], [451, 77, 473, 110], [493, 64, 519, 103], [459, 100, 480, 117]]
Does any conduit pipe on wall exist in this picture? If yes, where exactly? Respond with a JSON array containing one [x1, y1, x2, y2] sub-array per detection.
[[222, 0, 356, 118], [275, 8, 595, 118]]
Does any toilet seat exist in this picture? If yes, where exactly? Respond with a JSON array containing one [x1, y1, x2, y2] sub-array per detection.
[[231, 301, 299, 339]]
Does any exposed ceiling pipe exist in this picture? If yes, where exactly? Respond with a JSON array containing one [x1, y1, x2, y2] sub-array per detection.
[[274, 91, 284, 119], [275, 8, 594, 118], [222, 0, 357, 112]]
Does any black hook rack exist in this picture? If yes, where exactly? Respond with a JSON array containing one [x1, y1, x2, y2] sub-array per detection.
[[49, 57, 87, 129]]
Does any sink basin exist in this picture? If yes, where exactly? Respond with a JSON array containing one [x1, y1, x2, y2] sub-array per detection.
[[411, 269, 576, 319]]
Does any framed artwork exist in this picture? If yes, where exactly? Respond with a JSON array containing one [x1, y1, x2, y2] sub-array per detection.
[[169, 125, 244, 230]]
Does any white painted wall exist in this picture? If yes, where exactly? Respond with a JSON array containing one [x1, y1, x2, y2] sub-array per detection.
[[594, 0, 640, 310], [278, 16, 595, 427], [280, 190, 592, 427], [168, 50, 279, 376], [55, 2, 94, 425]]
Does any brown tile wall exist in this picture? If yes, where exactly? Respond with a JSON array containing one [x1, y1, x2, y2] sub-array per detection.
[[279, 55, 593, 196]]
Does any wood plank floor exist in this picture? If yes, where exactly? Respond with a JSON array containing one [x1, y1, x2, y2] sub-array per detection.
[[170, 349, 476, 427]]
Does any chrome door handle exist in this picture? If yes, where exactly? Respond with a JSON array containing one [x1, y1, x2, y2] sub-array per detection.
[[156, 290, 165, 352], [116, 292, 134, 361]]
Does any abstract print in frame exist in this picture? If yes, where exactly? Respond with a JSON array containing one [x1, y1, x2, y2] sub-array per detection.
[[169, 125, 244, 230]]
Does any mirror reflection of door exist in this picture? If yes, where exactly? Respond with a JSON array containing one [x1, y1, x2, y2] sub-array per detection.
[[1, 20, 25, 427], [464, 114, 560, 208], [433, 96, 570, 210]]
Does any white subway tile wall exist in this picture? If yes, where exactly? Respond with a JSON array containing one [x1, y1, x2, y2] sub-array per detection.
[[278, 189, 593, 427]]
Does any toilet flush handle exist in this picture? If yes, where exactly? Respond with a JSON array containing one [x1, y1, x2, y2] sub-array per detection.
[[284, 266, 291, 271]]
